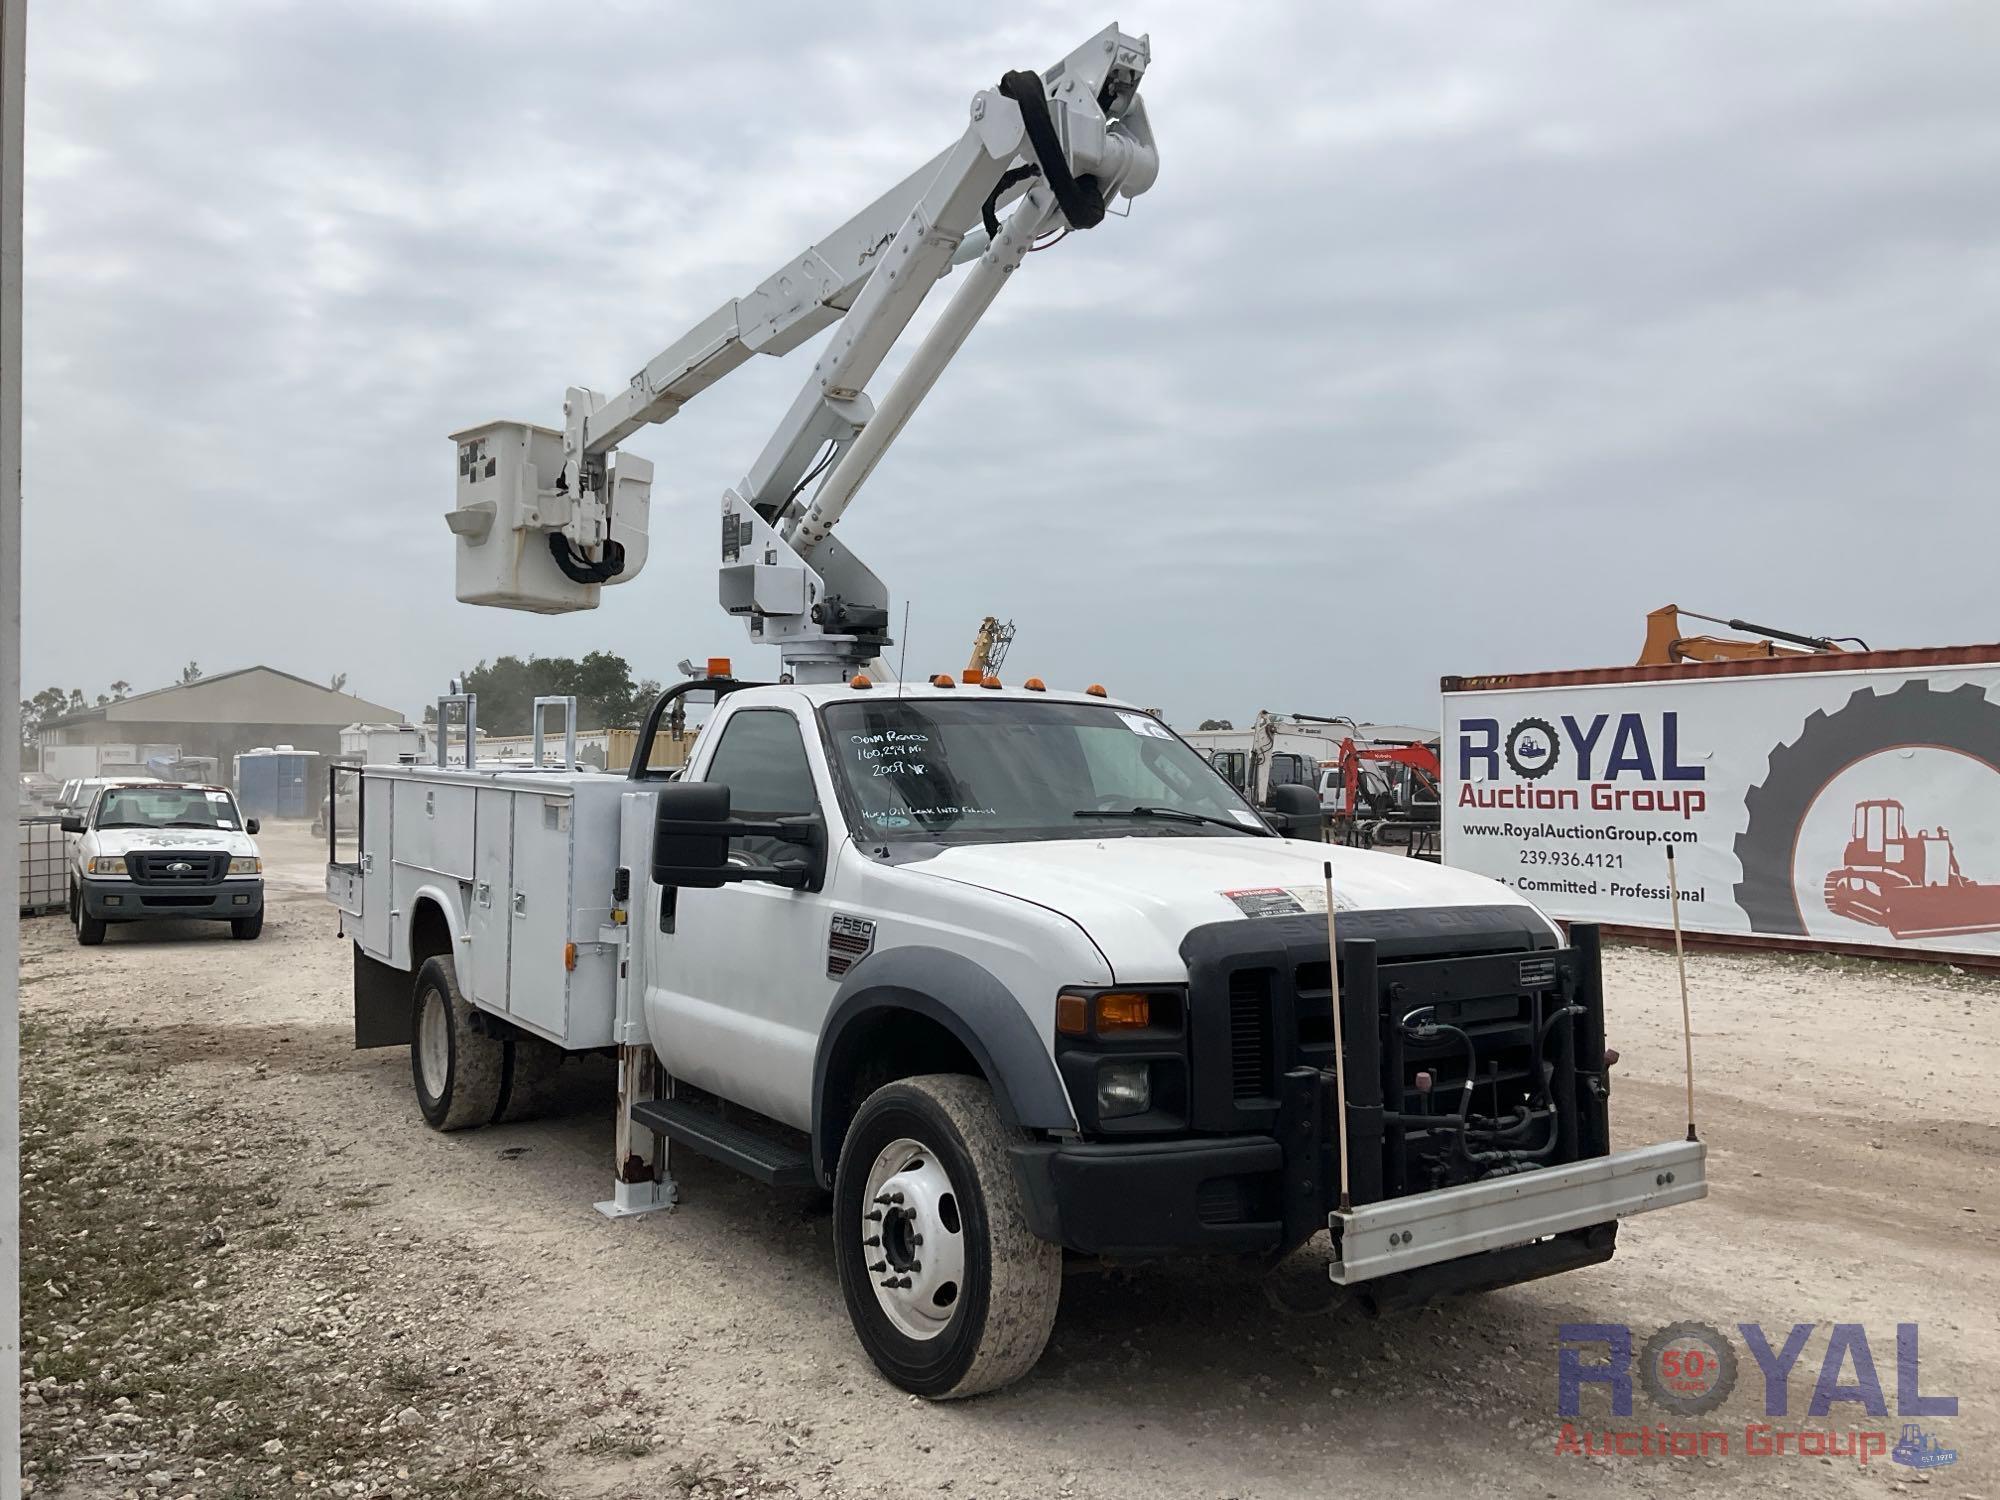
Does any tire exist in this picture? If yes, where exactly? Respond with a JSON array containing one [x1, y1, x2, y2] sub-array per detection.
[[833, 1074, 1061, 1399], [494, 1032, 567, 1123], [231, 911, 264, 941], [410, 955, 505, 1131], [76, 907, 106, 946], [1733, 680, 2000, 935]]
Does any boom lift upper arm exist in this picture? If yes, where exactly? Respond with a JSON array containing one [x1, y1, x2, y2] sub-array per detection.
[[447, 25, 1159, 682]]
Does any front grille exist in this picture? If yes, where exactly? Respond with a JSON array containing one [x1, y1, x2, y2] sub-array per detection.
[[127, 851, 227, 882], [1182, 906, 1609, 1228], [1228, 970, 1275, 1101]]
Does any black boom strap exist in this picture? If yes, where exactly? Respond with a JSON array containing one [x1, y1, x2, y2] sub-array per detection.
[[996, 69, 1105, 232]]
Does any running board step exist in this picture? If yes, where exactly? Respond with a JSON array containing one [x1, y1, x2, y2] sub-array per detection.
[[631, 1097, 816, 1187]]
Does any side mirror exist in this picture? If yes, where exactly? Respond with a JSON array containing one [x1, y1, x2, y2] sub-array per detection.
[[60, 815, 84, 835], [246, 818, 261, 835], [651, 781, 828, 891], [651, 781, 735, 889], [1268, 782, 1324, 839]]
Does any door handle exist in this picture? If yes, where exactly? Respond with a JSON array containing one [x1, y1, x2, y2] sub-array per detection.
[[476, 882, 492, 908], [512, 892, 527, 917]]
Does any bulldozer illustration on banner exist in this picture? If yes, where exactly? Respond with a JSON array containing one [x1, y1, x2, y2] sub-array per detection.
[[1823, 798, 2000, 940]]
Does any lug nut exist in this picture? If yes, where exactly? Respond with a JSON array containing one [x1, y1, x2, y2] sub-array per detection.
[[870, 1260, 887, 1272], [862, 1236, 880, 1248]]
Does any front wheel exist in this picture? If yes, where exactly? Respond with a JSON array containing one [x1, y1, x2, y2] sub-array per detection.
[[230, 910, 264, 940], [833, 1074, 1061, 1399]]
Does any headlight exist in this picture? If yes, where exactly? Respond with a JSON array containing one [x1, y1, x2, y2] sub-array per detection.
[[229, 857, 261, 876], [86, 855, 128, 876], [1096, 1061, 1152, 1120]]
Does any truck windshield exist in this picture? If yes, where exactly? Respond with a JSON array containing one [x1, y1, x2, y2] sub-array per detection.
[[820, 699, 1266, 843], [94, 787, 244, 831]]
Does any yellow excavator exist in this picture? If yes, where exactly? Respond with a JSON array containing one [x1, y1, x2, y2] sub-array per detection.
[[1638, 605, 1866, 666]]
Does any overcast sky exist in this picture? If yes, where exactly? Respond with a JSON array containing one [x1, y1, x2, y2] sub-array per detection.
[[21, 1, 2000, 728]]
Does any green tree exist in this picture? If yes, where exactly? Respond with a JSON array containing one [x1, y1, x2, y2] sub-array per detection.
[[458, 653, 660, 735], [19, 685, 86, 750], [179, 661, 203, 685]]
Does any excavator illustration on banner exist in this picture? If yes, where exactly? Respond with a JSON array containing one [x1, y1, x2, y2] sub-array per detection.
[[1822, 797, 2000, 939]]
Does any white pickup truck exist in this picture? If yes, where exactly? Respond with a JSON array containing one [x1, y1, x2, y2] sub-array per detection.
[[66, 781, 265, 945], [328, 676, 1706, 1398]]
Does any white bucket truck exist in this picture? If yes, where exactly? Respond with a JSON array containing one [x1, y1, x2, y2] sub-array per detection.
[[330, 26, 1704, 1398]]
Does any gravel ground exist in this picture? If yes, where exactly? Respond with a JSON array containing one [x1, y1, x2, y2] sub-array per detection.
[[17, 821, 1998, 1498]]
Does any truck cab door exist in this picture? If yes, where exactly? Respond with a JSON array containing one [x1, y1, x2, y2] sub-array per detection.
[[643, 704, 842, 1131]]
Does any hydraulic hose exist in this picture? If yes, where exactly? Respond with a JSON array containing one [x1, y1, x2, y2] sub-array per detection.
[[997, 70, 1106, 231], [548, 532, 625, 585]]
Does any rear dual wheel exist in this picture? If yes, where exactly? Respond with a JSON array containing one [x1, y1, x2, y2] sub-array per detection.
[[833, 1074, 1061, 1399], [410, 955, 566, 1130]]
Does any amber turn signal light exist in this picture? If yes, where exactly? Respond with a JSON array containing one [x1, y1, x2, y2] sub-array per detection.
[[1085, 683, 1108, 697], [1023, 677, 1046, 692], [850, 673, 873, 690], [930, 674, 957, 688], [1056, 989, 1153, 1037]]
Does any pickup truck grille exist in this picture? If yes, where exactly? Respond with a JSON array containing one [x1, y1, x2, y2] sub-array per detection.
[[126, 851, 228, 882], [1182, 905, 1607, 1207]]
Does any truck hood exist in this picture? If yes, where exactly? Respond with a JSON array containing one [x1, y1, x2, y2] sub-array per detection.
[[88, 828, 259, 859], [912, 835, 1550, 980]]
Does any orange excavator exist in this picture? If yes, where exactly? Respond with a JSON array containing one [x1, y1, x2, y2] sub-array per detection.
[[1638, 605, 1868, 666]]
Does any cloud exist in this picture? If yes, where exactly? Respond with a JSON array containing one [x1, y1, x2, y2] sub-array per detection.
[[22, 0, 2000, 730]]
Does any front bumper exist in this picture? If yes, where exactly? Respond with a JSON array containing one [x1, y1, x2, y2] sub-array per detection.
[[1011, 1136, 1286, 1257], [1328, 1137, 1707, 1285], [81, 877, 264, 921], [1009, 1133, 1707, 1270]]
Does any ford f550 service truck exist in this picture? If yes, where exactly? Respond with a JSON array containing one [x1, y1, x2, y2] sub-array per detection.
[[329, 25, 1705, 1398]]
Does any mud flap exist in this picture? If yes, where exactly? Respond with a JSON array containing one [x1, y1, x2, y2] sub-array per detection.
[[353, 943, 414, 1049]]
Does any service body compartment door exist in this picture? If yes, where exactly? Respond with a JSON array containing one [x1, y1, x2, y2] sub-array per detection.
[[391, 778, 476, 881], [507, 792, 573, 1040], [361, 774, 394, 957], [467, 787, 514, 1011]]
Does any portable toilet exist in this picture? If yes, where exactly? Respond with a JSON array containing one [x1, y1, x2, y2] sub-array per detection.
[[235, 746, 321, 819]]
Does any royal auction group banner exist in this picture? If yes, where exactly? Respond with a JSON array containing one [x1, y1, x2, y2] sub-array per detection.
[[1440, 650, 2000, 960]]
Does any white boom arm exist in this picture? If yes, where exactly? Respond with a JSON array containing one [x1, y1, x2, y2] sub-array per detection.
[[446, 23, 1158, 680]]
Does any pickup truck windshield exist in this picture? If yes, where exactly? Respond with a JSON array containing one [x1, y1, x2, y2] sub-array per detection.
[[821, 699, 1266, 843], [94, 787, 244, 831]]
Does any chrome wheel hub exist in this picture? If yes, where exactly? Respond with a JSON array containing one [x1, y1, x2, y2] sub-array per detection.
[[860, 1136, 967, 1342]]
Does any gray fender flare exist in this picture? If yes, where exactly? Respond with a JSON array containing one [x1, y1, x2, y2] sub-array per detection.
[[811, 945, 1075, 1186]]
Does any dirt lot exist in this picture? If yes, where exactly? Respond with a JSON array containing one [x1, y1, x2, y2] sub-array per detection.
[[16, 821, 1998, 1498]]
